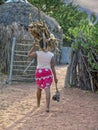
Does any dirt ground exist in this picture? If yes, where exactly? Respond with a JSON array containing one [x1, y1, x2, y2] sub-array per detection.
[[0, 65, 98, 130]]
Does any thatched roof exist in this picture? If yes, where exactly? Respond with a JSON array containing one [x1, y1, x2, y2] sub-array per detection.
[[0, 2, 63, 73], [0, 2, 62, 33]]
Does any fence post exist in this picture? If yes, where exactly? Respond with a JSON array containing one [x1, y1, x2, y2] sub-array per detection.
[[9, 37, 16, 83]]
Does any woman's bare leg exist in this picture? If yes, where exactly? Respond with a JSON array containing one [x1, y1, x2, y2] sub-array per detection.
[[37, 87, 42, 107], [44, 87, 51, 112]]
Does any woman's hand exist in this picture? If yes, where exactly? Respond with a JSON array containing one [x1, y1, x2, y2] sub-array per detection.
[[32, 42, 39, 49], [28, 42, 37, 57], [32, 42, 36, 47]]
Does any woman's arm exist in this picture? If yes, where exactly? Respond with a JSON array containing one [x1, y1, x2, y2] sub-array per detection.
[[28, 43, 37, 58], [50, 56, 58, 84]]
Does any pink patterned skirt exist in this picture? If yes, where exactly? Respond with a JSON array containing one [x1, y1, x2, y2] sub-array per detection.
[[35, 68, 53, 89]]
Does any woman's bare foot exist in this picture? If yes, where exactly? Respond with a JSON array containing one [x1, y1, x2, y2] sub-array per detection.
[[46, 108, 49, 112], [37, 104, 40, 107]]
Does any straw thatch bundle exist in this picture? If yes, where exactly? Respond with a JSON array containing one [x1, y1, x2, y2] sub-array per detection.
[[0, 22, 33, 73], [0, 2, 63, 73]]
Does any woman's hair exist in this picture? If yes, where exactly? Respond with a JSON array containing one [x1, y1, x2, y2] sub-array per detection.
[[39, 39, 47, 49]]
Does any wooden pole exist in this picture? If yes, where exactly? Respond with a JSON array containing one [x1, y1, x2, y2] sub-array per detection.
[[9, 37, 16, 82]]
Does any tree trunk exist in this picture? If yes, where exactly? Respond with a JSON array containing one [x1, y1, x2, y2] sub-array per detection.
[[78, 50, 91, 90], [65, 48, 97, 92], [78, 50, 96, 91], [64, 49, 78, 88]]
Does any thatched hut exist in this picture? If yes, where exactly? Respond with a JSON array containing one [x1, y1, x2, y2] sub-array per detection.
[[0, 2, 63, 75]]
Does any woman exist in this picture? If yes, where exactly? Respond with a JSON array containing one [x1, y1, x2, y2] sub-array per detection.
[[28, 39, 58, 112]]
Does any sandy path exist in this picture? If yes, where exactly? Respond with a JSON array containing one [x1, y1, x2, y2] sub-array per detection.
[[0, 65, 98, 130]]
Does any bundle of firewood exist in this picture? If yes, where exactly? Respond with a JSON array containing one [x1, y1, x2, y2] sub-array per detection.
[[28, 19, 59, 51]]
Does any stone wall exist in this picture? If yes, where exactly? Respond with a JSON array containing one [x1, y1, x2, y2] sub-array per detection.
[[60, 47, 72, 64]]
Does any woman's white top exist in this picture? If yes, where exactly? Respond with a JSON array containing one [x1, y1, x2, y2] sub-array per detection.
[[36, 51, 54, 69]]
